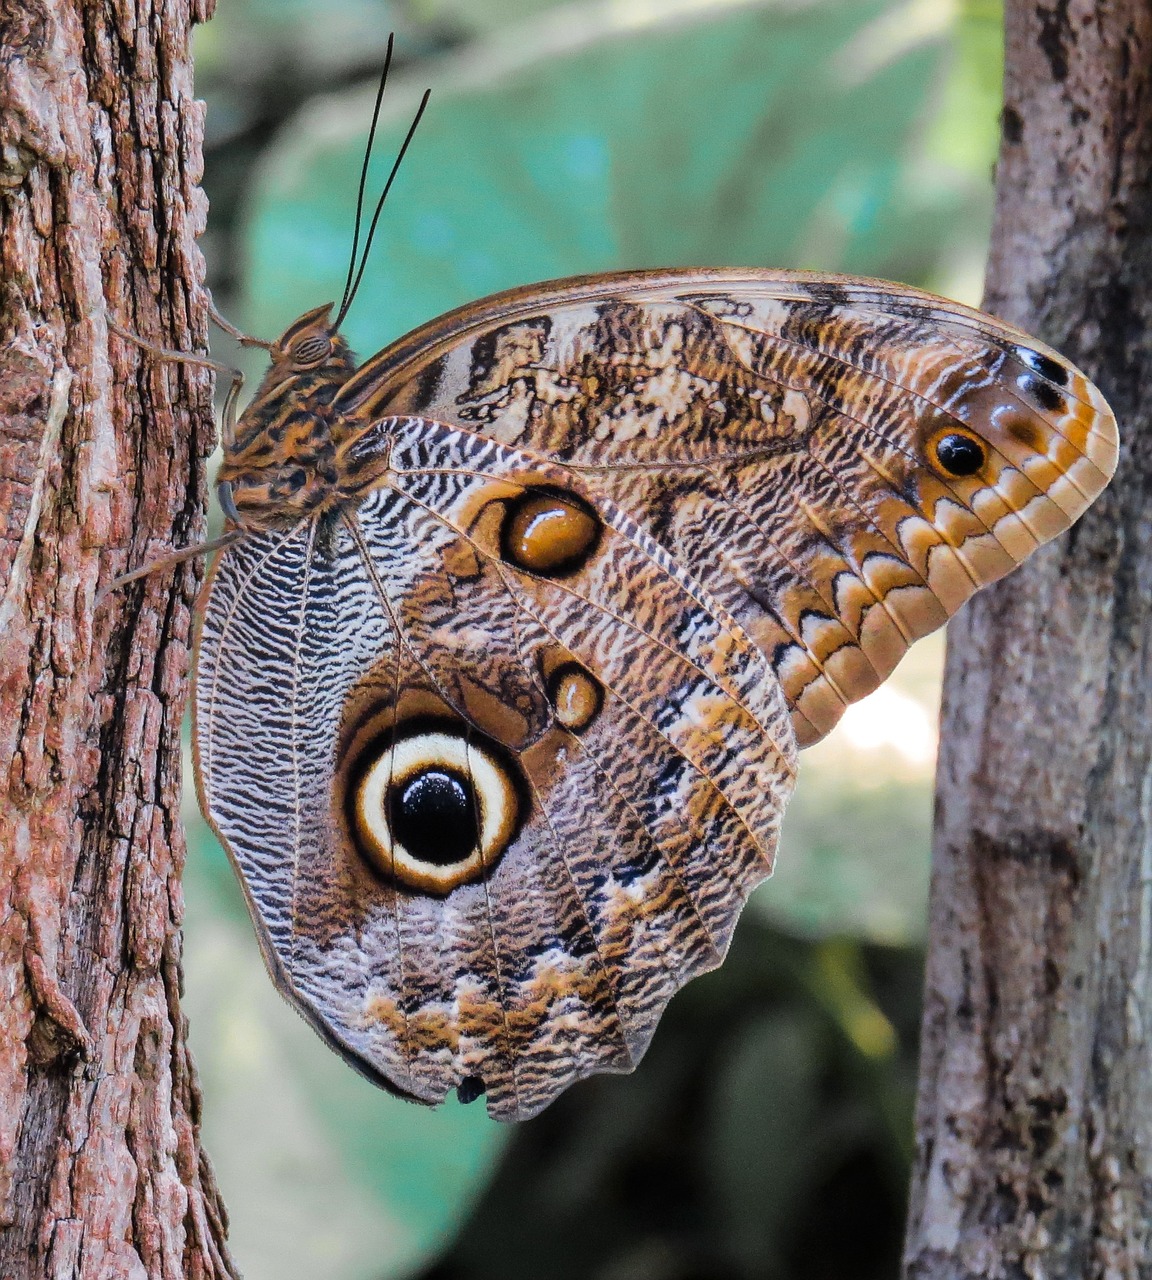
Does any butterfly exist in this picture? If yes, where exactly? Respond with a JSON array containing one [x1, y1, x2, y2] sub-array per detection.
[[122, 59, 1118, 1122]]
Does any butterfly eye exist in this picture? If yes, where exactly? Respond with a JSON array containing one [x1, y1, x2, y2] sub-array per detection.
[[501, 488, 601, 577], [350, 727, 522, 894], [933, 432, 987, 477], [289, 333, 333, 366]]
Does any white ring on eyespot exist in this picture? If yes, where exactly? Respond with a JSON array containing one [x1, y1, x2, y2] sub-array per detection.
[[355, 732, 517, 886]]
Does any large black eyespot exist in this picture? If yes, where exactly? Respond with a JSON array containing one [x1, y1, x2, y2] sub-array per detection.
[[388, 768, 478, 866], [934, 432, 987, 476], [290, 333, 333, 366], [347, 724, 523, 894]]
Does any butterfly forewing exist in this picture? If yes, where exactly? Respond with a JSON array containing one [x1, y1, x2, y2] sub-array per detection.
[[338, 270, 1118, 744]]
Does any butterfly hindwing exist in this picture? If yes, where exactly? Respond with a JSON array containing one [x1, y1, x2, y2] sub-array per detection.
[[195, 416, 796, 1120], [336, 270, 1118, 744]]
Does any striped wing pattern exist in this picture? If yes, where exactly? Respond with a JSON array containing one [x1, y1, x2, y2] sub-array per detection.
[[195, 269, 1117, 1118], [195, 418, 795, 1120], [340, 271, 1118, 744]]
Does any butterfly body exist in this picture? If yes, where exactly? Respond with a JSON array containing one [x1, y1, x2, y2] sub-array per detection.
[[193, 268, 1117, 1120]]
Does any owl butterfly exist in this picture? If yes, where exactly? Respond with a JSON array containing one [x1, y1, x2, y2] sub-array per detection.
[[141, 71, 1119, 1122]]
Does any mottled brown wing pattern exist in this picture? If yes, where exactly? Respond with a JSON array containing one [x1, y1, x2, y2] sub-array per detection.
[[194, 416, 796, 1120], [334, 270, 1118, 744], [193, 267, 1116, 1121]]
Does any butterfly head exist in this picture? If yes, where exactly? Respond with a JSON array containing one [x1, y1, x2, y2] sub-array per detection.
[[265, 303, 357, 376], [213, 47, 436, 531], [218, 304, 360, 526]]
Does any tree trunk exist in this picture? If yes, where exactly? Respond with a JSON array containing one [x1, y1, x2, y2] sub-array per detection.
[[0, 0, 238, 1275], [904, 2, 1152, 1276]]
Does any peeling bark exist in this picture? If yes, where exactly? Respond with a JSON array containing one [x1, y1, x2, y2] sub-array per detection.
[[905, 2, 1152, 1277], [0, 0, 238, 1275]]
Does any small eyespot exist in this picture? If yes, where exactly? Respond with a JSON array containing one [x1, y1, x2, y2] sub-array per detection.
[[1015, 345, 1070, 387], [501, 487, 601, 577], [934, 432, 987, 477], [1001, 412, 1043, 450], [290, 333, 333, 366], [546, 663, 603, 734], [349, 726, 522, 894]]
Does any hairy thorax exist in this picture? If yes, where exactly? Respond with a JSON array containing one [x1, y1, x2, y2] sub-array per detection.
[[218, 310, 360, 529]]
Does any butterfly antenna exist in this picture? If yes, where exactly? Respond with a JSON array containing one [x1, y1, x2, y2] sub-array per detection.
[[338, 35, 395, 322], [334, 87, 431, 331]]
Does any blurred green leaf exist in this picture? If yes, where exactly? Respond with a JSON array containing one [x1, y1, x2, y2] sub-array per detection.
[[808, 939, 898, 1062], [242, 0, 988, 350], [705, 1008, 826, 1276], [763, 773, 934, 940], [195, 0, 399, 88], [403, 0, 571, 35]]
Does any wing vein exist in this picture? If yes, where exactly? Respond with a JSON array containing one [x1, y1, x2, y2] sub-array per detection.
[[201, 521, 312, 803], [343, 511, 521, 1112], [388, 460, 794, 776], [691, 301, 1108, 491], [381, 481, 781, 869], [287, 519, 319, 966]]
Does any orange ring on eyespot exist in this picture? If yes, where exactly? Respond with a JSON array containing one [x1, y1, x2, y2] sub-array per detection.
[[929, 427, 988, 478]]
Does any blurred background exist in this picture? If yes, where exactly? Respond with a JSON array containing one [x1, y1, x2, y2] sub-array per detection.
[[184, 1, 1004, 1276]]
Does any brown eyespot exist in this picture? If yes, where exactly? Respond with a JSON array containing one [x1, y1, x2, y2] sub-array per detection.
[[933, 430, 987, 477], [501, 487, 601, 577], [290, 333, 333, 366], [546, 663, 603, 733], [348, 723, 523, 895]]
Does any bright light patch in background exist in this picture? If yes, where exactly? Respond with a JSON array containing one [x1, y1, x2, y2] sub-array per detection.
[[759, 633, 945, 943], [837, 684, 937, 768]]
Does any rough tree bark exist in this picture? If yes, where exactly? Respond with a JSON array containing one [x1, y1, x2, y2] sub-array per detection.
[[905, 2, 1152, 1277], [0, 1, 238, 1276]]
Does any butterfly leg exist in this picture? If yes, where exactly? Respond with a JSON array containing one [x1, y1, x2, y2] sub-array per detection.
[[96, 529, 249, 605], [99, 316, 256, 600], [206, 301, 273, 352], [106, 315, 248, 448]]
